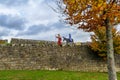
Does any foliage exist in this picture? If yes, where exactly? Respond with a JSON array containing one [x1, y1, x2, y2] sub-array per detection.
[[61, 0, 120, 31], [90, 27, 120, 59], [57, 0, 120, 79], [0, 40, 7, 44]]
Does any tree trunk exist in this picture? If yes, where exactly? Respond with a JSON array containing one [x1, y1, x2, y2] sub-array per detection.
[[105, 18, 117, 80]]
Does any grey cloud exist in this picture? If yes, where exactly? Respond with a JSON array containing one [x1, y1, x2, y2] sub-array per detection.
[[0, 14, 26, 30], [50, 22, 69, 29], [0, 0, 29, 6], [17, 24, 51, 36], [16, 21, 69, 37], [16, 21, 66, 36], [27, 24, 50, 35], [0, 32, 9, 37], [29, 25, 50, 32], [0, 29, 10, 37]]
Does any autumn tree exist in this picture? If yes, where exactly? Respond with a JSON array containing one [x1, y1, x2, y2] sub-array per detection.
[[57, 0, 120, 80], [90, 27, 120, 59]]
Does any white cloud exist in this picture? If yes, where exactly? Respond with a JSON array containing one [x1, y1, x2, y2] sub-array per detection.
[[0, 5, 20, 16], [18, 0, 59, 26], [0, 0, 91, 42]]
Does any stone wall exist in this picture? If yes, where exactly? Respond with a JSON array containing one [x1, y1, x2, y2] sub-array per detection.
[[0, 38, 120, 72]]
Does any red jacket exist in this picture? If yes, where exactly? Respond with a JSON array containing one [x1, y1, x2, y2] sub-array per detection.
[[56, 37, 62, 45]]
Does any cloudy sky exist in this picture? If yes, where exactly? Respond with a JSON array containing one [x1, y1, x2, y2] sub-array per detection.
[[0, 0, 119, 42]]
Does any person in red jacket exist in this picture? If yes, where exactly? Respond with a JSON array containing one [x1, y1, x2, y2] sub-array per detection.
[[56, 34, 62, 47]]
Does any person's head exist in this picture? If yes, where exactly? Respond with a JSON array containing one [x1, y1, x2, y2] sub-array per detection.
[[69, 33, 71, 38], [58, 34, 60, 37]]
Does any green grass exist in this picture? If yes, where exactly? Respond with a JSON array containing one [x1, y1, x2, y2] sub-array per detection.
[[0, 70, 119, 80]]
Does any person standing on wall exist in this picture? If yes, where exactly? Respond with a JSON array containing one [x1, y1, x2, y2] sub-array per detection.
[[56, 34, 62, 47], [69, 33, 74, 42], [68, 33, 74, 46]]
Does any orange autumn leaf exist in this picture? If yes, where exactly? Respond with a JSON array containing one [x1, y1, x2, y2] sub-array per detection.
[[62, 0, 120, 31], [90, 27, 120, 58]]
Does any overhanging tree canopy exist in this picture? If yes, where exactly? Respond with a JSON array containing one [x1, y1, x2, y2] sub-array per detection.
[[57, 0, 120, 80], [62, 0, 120, 31]]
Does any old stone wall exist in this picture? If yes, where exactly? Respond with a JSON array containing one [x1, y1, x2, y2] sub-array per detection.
[[0, 38, 120, 72]]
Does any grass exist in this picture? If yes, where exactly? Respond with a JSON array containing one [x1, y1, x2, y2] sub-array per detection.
[[0, 70, 119, 80]]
